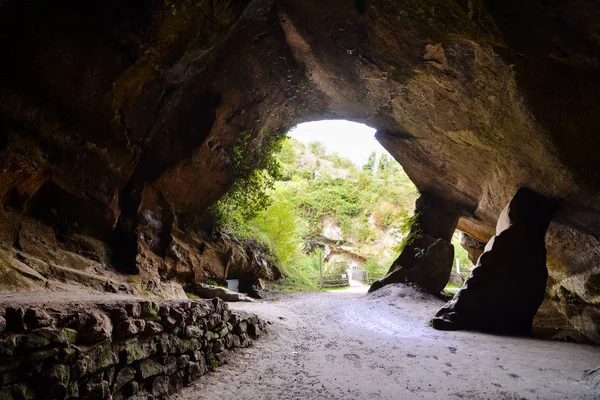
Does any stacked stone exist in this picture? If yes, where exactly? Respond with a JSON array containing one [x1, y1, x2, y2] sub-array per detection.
[[0, 299, 266, 400]]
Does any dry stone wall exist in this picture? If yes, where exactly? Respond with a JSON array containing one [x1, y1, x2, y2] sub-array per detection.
[[0, 299, 266, 400]]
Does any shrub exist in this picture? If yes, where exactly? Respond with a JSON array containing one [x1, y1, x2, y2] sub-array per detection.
[[210, 128, 287, 231]]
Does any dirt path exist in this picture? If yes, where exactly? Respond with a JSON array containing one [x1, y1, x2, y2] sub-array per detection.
[[174, 285, 600, 400]]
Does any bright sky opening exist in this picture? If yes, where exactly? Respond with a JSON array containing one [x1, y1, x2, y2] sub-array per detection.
[[288, 120, 386, 167]]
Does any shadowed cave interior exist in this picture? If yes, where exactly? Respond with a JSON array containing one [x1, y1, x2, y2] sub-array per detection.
[[0, 0, 600, 398]]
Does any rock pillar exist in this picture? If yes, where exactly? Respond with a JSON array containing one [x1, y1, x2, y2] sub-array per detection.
[[432, 188, 557, 334], [369, 193, 459, 294]]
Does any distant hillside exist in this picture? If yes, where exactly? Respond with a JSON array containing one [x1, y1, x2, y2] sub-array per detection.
[[278, 139, 418, 266]]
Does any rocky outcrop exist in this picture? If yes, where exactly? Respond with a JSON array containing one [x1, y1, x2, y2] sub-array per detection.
[[432, 188, 557, 334], [554, 302, 600, 345], [0, 210, 279, 299], [0, 298, 266, 399], [159, 233, 280, 296], [460, 233, 486, 265], [0, 0, 598, 309], [369, 193, 458, 294], [186, 283, 255, 302]]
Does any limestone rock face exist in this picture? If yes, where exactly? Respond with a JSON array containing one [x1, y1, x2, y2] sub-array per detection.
[[460, 234, 486, 265], [432, 188, 557, 334], [0, 0, 598, 306]]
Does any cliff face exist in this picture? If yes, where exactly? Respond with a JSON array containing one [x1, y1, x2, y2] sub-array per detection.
[[0, 0, 599, 303]]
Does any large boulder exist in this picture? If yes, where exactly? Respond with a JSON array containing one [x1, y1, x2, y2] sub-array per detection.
[[369, 236, 454, 294], [432, 188, 557, 334], [369, 193, 458, 294]]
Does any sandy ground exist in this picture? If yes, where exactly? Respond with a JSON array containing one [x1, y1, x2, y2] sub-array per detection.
[[174, 285, 600, 400]]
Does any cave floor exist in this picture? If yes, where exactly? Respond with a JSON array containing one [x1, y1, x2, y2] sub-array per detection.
[[173, 285, 600, 400]]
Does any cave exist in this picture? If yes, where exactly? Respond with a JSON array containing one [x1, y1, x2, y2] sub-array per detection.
[[0, 0, 600, 398]]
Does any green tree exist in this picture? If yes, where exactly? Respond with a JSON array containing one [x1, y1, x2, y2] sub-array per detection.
[[309, 141, 327, 158], [378, 153, 391, 172], [249, 194, 305, 264], [210, 129, 286, 232], [362, 151, 377, 172]]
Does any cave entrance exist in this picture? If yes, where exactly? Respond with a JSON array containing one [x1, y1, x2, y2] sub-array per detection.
[[222, 119, 471, 296], [284, 120, 413, 289], [222, 119, 427, 292], [444, 230, 476, 295]]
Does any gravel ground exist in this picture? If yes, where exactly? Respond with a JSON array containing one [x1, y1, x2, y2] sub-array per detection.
[[174, 285, 600, 400]]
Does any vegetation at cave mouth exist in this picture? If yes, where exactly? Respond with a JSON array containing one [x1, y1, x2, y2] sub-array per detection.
[[212, 135, 473, 291]]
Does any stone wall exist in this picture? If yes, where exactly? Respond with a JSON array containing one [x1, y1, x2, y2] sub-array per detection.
[[0, 299, 266, 399]]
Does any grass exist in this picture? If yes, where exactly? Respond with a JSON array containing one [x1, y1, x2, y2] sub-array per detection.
[[127, 275, 140, 285], [443, 282, 463, 296], [186, 292, 200, 300], [267, 275, 316, 294]]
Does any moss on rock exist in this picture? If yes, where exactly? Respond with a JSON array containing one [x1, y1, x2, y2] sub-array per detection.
[[139, 358, 164, 379], [121, 338, 159, 365]]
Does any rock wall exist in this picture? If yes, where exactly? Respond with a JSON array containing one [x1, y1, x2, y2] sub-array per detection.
[[0, 209, 279, 299], [0, 298, 266, 399]]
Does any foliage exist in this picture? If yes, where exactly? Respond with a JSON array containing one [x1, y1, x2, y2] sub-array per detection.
[[269, 275, 315, 293], [362, 151, 377, 171], [308, 142, 327, 158], [213, 133, 421, 292], [210, 128, 286, 232], [248, 194, 306, 265], [443, 282, 462, 296], [268, 248, 320, 293], [451, 232, 474, 278], [331, 153, 354, 169], [395, 212, 421, 252], [377, 153, 391, 172], [364, 256, 388, 275], [127, 276, 140, 285], [295, 177, 362, 238]]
